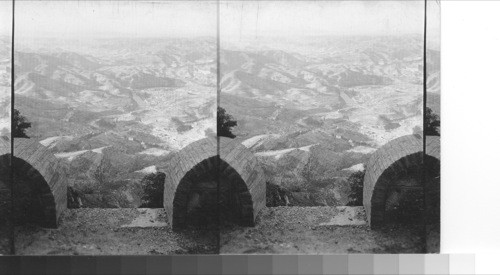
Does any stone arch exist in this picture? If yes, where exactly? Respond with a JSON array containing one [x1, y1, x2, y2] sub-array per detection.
[[423, 136, 441, 226], [163, 137, 266, 231], [0, 137, 11, 225], [0, 138, 67, 228], [363, 134, 440, 227]]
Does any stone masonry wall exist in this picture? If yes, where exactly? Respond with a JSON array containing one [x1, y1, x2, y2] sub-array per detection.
[[363, 134, 440, 227], [0, 138, 67, 228], [163, 137, 266, 230]]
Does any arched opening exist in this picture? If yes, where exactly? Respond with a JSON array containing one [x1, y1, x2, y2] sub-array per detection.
[[172, 156, 254, 231], [11, 157, 57, 228], [423, 155, 440, 225], [374, 154, 440, 226], [363, 135, 441, 252], [0, 155, 11, 229]]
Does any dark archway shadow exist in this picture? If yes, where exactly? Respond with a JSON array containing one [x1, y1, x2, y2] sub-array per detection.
[[172, 156, 254, 231], [370, 153, 440, 253], [11, 157, 57, 228]]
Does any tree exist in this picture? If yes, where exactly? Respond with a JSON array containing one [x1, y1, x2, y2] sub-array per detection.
[[140, 172, 165, 208], [266, 181, 288, 207], [347, 170, 365, 206], [424, 107, 440, 136], [13, 109, 31, 138], [217, 107, 237, 139]]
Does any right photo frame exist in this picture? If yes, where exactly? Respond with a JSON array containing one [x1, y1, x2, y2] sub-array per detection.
[[217, 0, 440, 254]]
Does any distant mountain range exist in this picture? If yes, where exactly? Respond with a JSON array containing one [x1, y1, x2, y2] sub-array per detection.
[[220, 35, 439, 206], [0, 35, 439, 208], [0, 37, 11, 134], [8, 37, 217, 208]]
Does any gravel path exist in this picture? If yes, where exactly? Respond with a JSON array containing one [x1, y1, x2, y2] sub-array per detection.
[[16, 209, 217, 255], [15, 207, 433, 255], [220, 206, 428, 254]]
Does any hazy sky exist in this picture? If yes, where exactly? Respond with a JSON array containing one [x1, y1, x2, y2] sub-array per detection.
[[3, 0, 438, 40], [222, 1, 430, 39], [0, 1, 12, 37], [14, 1, 217, 38]]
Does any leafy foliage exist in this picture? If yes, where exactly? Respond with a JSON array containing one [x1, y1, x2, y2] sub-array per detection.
[[13, 109, 31, 138], [140, 172, 165, 208], [424, 107, 440, 136], [217, 107, 237, 139], [347, 170, 365, 206], [67, 186, 81, 208], [266, 182, 289, 207]]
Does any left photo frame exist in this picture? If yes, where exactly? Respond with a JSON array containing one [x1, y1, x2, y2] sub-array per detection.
[[7, 0, 218, 255]]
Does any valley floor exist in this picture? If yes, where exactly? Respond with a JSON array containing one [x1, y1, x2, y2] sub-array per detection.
[[15, 207, 433, 255]]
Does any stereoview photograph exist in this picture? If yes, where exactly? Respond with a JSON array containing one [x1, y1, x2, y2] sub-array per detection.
[[0, 0, 440, 255]]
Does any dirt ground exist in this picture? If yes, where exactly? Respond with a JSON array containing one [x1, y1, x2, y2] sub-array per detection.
[[0, 225, 11, 255], [220, 207, 430, 254], [15, 209, 217, 255], [14, 207, 436, 255]]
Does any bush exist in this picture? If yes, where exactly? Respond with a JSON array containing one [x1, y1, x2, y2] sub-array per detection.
[[67, 186, 81, 208], [424, 107, 440, 136], [140, 172, 166, 208], [266, 182, 288, 207], [13, 108, 31, 138], [347, 170, 365, 206], [217, 107, 237, 138]]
